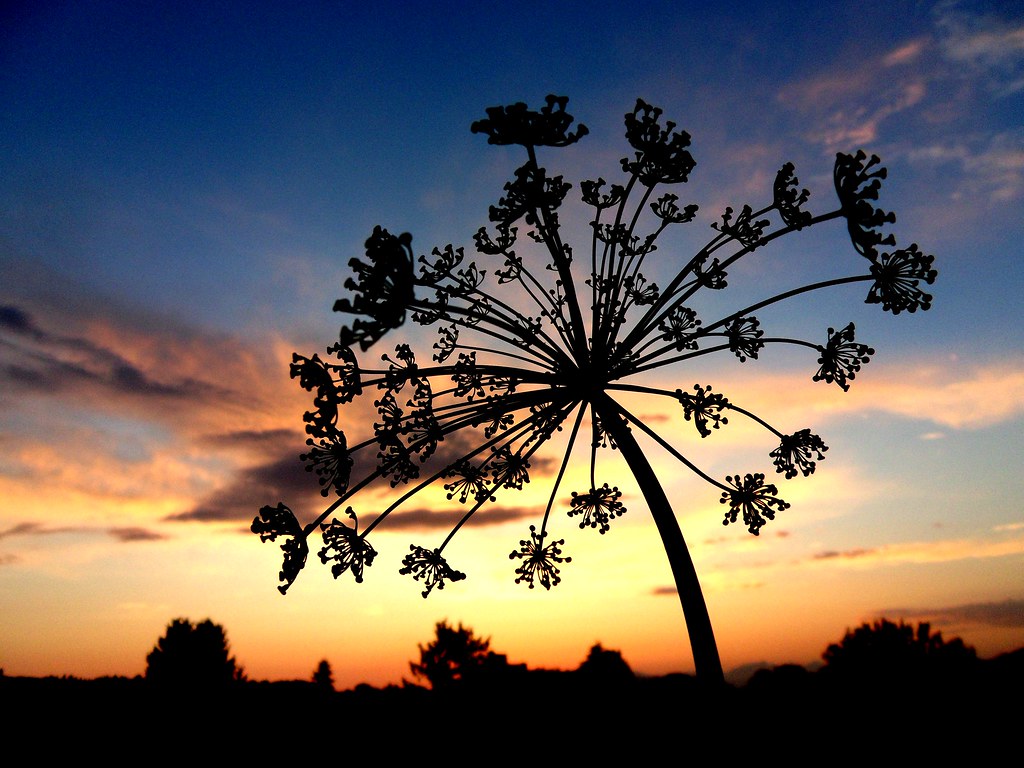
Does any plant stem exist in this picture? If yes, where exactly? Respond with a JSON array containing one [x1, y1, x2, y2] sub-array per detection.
[[593, 392, 725, 686]]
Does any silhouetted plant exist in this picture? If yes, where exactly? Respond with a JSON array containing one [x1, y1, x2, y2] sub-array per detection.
[[254, 95, 936, 684], [145, 618, 242, 688], [409, 620, 493, 689]]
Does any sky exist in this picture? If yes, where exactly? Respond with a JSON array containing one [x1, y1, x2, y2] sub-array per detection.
[[2, 0, 1023, 690]]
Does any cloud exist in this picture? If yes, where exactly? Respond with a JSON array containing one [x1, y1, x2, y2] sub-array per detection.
[[0, 294, 315, 524], [376, 505, 535, 530], [776, 40, 929, 152], [884, 598, 1024, 629], [772, 6, 1023, 209], [862, 359, 1024, 429], [995, 522, 1024, 532], [933, 1, 1024, 97], [0, 521, 165, 542], [198, 429, 303, 448], [0, 522, 86, 539], [108, 527, 167, 542], [722, 356, 1024, 431], [812, 548, 875, 560], [0, 305, 44, 337], [907, 132, 1024, 203], [808, 533, 1024, 569], [169, 449, 317, 523], [0, 303, 270, 423]]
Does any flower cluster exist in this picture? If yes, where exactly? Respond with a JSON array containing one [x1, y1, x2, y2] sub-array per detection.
[[510, 525, 572, 589], [399, 546, 467, 598], [569, 484, 627, 534], [318, 510, 377, 583], [770, 429, 828, 479], [720, 473, 792, 535], [254, 95, 933, 617]]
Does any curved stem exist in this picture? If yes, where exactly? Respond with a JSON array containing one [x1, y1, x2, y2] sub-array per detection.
[[592, 392, 725, 686]]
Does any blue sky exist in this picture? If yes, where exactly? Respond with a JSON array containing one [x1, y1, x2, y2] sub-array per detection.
[[2, 1, 1023, 687]]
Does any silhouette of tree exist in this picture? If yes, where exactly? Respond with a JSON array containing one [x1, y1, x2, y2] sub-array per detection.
[[822, 619, 977, 680], [578, 642, 634, 683], [145, 618, 242, 688], [312, 659, 334, 690], [254, 96, 936, 685], [409, 620, 492, 689]]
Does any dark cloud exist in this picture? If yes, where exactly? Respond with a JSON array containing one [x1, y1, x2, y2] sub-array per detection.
[[0, 522, 84, 539], [199, 429, 302, 448], [109, 362, 217, 399], [0, 553, 19, 565], [888, 599, 1024, 629], [702, 529, 791, 547], [0, 305, 42, 337], [108, 526, 167, 542], [0, 522, 158, 542], [173, 437, 543, 529], [378, 505, 536, 530], [651, 585, 678, 596], [168, 448, 316, 523], [0, 303, 232, 403], [812, 547, 873, 560]]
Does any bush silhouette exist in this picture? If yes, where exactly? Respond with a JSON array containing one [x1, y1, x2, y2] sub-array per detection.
[[409, 620, 494, 689], [145, 618, 242, 688], [577, 642, 634, 682], [822, 618, 977, 682]]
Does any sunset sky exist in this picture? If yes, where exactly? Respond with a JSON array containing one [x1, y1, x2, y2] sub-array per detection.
[[2, 1, 1023, 690]]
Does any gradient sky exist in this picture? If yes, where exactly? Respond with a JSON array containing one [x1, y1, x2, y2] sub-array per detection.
[[2, 0, 1023, 690]]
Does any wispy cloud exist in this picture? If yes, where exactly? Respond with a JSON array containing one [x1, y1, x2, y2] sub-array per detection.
[[168, 449, 319, 524], [721, 356, 1024, 431], [375, 505, 535, 530], [907, 132, 1024, 203], [775, 3, 1024, 209], [108, 527, 167, 542], [812, 547, 875, 560], [0, 304, 231, 403], [882, 598, 1024, 629], [807, 534, 1024, 568], [0, 521, 165, 542], [0, 522, 86, 539], [933, 0, 1024, 97], [776, 40, 929, 153]]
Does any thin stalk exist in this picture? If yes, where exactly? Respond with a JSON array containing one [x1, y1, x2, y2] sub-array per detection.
[[592, 391, 725, 686]]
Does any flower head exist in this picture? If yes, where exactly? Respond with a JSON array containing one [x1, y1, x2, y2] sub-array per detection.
[[770, 429, 828, 479], [834, 151, 896, 260], [509, 525, 571, 589], [866, 244, 936, 315], [676, 384, 729, 438], [569, 483, 627, 534], [251, 502, 308, 594], [720, 473, 791, 535], [622, 99, 695, 185], [318, 509, 376, 582], [814, 323, 874, 391], [727, 316, 764, 362], [471, 94, 589, 148], [301, 432, 353, 497], [399, 546, 467, 598]]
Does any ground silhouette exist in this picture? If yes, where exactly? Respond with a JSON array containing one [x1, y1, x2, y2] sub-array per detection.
[[3, 618, 1019, 756]]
